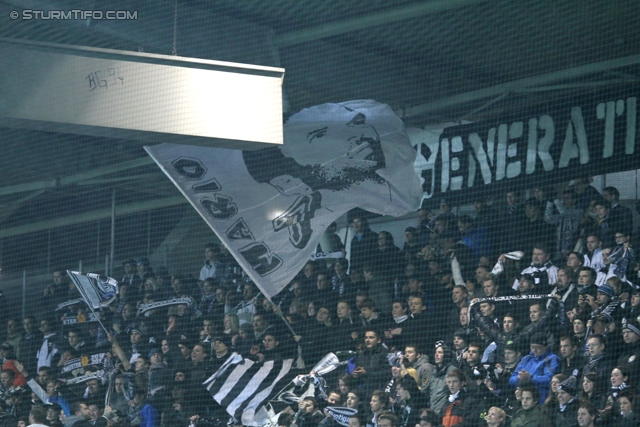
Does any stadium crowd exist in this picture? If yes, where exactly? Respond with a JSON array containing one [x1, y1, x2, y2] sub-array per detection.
[[1, 179, 640, 427]]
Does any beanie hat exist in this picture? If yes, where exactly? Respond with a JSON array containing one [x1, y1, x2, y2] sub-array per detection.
[[622, 318, 640, 337], [504, 342, 519, 353], [530, 332, 547, 346], [558, 376, 578, 395], [131, 327, 147, 338], [597, 284, 615, 297], [212, 334, 233, 348], [593, 312, 613, 324]]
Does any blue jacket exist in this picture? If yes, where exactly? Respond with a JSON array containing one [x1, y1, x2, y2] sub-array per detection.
[[140, 404, 159, 427], [509, 348, 560, 404]]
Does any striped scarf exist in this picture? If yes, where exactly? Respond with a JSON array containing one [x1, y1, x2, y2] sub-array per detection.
[[588, 354, 603, 370], [611, 382, 628, 398]]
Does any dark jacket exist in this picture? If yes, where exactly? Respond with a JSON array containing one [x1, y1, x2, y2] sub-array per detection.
[[510, 405, 551, 427], [620, 412, 640, 427], [617, 340, 640, 386], [350, 228, 379, 272], [440, 388, 483, 427], [581, 355, 615, 386], [332, 317, 358, 351], [294, 409, 324, 427], [396, 374, 426, 427], [549, 398, 579, 427], [402, 311, 435, 350], [472, 298, 558, 360], [354, 344, 390, 396], [372, 245, 405, 281], [64, 415, 91, 427], [559, 353, 587, 382], [186, 360, 216, 414], [579, 390, 607, 411]]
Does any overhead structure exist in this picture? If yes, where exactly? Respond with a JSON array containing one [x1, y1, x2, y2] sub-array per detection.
[[0, 38, 285, 150]]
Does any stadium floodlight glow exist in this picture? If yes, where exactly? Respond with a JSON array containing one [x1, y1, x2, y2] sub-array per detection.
[[0, 38, 284, 150]]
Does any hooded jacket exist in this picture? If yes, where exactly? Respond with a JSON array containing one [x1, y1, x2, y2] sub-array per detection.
[[428, 361, 456, 416], [409, 353, 434, 392], [64, 415, 89, 427], [509, 347, 560, 404]]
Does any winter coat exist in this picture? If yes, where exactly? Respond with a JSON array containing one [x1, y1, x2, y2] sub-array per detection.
[[63, 415, 90, 427], [410, 354, 434, 391], [549, 398, 579, 427], [559, 354, 587, 382], [294, 409, 324, 427], [620, 412, 640, 427], [510, 406, 551, 427], [397, 397, 420, 427], [472, 298, 558, 360], [353, 345, 391, 395], [509, 348, 560, 404], [428, 363, 456, 416], [617, 340, 640, 386], [441, 389, 483, 427]]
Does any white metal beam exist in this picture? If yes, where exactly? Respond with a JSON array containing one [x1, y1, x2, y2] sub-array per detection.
[[0, 38, 284, 151]]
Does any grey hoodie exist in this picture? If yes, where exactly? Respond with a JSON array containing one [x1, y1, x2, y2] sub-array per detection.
[[64, 415, 88, 427], [409, 353, 434, 392]]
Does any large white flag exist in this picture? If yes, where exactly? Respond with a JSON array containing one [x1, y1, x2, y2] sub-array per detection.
[[145, 100, 422, 298]]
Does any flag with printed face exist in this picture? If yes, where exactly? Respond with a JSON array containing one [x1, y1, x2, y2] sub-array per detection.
[[203, 353, 294, 426], [66, 271, 118, 309], [145, 100, 422, 298]]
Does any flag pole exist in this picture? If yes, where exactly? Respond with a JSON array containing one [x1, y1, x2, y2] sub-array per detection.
[[265, 295, 298, 337], [343, 223, 350, 272], [85, 304, 111, 336]]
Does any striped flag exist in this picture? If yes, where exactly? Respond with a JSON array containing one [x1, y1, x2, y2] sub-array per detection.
[[203, 353, 294, 426], [67, 271, 118, 309]]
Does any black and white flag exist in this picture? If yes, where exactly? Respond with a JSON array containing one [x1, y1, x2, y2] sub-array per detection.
[[203, 353, 294, 426], [145, 100, 422, 298], [66, 271, 118, 309]]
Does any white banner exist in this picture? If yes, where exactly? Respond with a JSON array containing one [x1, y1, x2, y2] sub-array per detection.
[[145, 100, 422, 298], [310, 251, 344, 261]]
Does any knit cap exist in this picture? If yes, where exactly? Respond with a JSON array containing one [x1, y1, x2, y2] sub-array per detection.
[[558, 376, 578, 395]]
